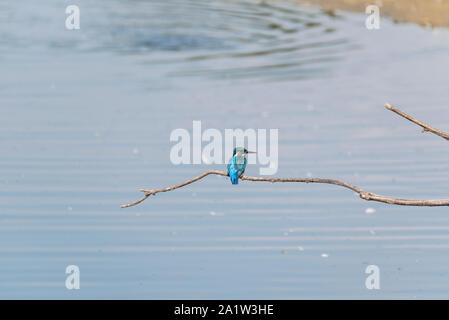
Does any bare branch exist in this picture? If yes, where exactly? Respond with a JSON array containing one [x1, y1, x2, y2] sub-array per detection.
[[121, 170, 227, 208], [121, 170, 449, 208], [385, 103, 449, 141], [121, 104, 449, 208]]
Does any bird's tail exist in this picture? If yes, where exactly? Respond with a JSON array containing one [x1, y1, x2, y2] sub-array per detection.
[[230, 175, 239, 185]]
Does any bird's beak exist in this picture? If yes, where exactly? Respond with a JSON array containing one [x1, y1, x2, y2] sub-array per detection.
[[246, 151, 256, 154]]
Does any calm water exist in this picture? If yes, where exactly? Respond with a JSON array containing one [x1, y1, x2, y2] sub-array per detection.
[[1, 0, 449, 299]]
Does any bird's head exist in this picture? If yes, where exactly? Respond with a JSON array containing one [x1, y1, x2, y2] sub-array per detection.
[[233, 147, 255, 156]]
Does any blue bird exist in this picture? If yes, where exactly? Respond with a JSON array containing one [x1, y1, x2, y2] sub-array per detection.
[[227, 147, 255, 185]]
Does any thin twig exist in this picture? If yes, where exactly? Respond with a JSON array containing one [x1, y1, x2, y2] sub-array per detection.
[[121, 170, 227, 208], [121, 104, 449, 208], [385, 103, 449, 141]]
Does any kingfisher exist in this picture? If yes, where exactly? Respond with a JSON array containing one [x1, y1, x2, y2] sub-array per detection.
[[227, 147, 255, 185]]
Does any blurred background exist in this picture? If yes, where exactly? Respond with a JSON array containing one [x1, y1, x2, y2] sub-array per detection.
[[1, 0, 449, 299]]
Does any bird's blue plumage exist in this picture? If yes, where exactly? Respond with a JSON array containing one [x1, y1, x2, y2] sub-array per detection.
[[227, 147, 247, 185]]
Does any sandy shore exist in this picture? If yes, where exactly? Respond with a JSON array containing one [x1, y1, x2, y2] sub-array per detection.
[[298, 0, 449, 28]]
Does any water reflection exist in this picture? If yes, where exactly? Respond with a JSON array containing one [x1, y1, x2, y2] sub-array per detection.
[[106, 0, 351, 80], [0, 0, 350, 81]]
